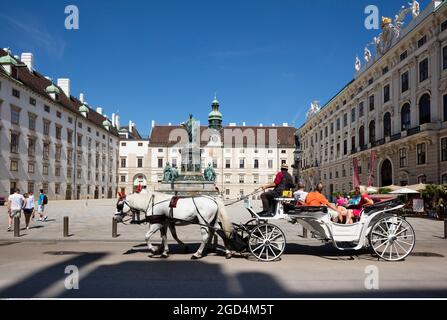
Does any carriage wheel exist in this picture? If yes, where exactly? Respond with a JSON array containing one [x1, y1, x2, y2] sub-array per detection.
[[248, 223, 286, 262], [369, 216, 415, 262]]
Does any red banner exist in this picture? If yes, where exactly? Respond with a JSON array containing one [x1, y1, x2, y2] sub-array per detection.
[[353, 158, 360, 188], [368, 150, 377, 187]]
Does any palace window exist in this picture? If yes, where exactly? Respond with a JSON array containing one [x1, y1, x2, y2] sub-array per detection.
[[43, 164, 49, 176], [44, 105, 50, 113], [343, 113, 348, 127], [28, 138, 36, 157], [225, 159, 231, 168], [239, 159, 245, 169], [343, 140, 347, 155], [56, 125, 62, 139], [442, 138, 447, 162], [369, 95, 375, 111], [10, 132, 19, 153], [419, 94, 431, 125], [137, 158, 143, 168], [239, 175, 245, 184], [28, 162, 35, 174], [383, 84, 390, 103], [369, 121, 375, 144], [157, 158, 163, 168], [268, 159, 273, 169], [12, 88, 20, 98], [336, 118, 340, 131], [418, 175, 427, 184], [443, 46, 447, 70], [359, 102, 364, 118], [401, 103, 411, 130], [121, 158, 127, 168], [400, 50, 408, 61], [383, 113, 391, 137], [43, 143, 50, 160], [401, 71, 409, 93], [29, 97, 36, 106], [442, 174, 447, 185], [11, 107, 20, 125], [254, 159, 259, 169], [10, 160, 18, 172], [253, 175, 259, 184], [399, 148, 407, 168], [417, 143, 426, 165], [419, 58, 429, 82], [417, 35, 427, 48], [351, 108, 356, 123]]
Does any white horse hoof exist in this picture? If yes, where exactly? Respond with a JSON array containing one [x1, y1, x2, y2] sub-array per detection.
[[161, 253, 169, 259], [225, 252, 232, 259], [191, 254, 202, 260]]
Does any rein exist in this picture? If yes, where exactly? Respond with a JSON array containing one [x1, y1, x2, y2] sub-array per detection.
[[224, 188, 263, 207]]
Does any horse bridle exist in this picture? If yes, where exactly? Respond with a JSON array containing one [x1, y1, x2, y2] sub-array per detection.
[[115, 195, 155, 223]]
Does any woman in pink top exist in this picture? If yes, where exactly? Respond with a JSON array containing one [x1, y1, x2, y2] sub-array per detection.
[[345, 186, 374, 224]]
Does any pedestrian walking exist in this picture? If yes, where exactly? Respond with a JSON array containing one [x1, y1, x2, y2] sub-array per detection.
[[37, 189, 48, 222], [7, 189, 25, 232], [22, 193, 35, 230]]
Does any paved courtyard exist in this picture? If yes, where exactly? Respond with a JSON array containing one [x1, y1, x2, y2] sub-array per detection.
[[0, 199, 446, 298]]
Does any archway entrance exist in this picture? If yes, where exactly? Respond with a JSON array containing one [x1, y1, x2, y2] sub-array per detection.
[[381, 159, 393, 186]]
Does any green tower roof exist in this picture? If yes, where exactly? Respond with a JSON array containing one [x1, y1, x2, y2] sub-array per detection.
[[0, 54, 18, 66], [45, 84, 60, 94], [79, 104, 89, 113]]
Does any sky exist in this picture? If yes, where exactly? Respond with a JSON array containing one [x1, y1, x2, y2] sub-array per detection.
[[0, 0, 432, 136]]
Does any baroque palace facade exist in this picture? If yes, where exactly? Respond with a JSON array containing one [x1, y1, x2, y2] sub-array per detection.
[[118, 98, 296, 199], [297, 0, 447, 195], [0, 48, 120, 200]]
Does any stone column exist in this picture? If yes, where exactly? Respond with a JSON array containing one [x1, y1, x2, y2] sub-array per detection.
[[429, 40, 441, 122], [409, 55, 418, 127]]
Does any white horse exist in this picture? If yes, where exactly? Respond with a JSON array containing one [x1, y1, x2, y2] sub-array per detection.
[[116, 191, 234, 259]]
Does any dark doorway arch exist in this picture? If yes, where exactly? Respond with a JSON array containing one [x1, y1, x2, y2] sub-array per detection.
[[419, 94, 431, 125], [381, 159, 393, 186]]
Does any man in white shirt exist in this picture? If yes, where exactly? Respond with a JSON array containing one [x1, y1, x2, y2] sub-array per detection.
[[7, 189, 25, 232], [293, 182, 308, 205]]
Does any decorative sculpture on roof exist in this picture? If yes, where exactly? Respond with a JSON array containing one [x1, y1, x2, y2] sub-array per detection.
[[359, 0, 420, 70], [364, 47, 372, 63], [355, 56, 361, 72], [306, 101, 321, 120], [183, 114, 198, 144]]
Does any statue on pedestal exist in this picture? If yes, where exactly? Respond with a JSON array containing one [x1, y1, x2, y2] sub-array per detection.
[[163, 162, 175, 183], [204, 163, 216, 182]]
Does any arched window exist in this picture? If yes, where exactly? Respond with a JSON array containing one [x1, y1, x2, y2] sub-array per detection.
[[419, 93, 431, 125], [359, 126, 365, 148], [442, 174, 447, 185], [401, 103, 411, 131], [369, 120, 376, 144], [383, 112, 391, 137]]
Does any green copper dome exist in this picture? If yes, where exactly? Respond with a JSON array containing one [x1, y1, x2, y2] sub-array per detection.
[[79, 104, 89, 113], [102, 119, 111, 127], [208, 95, 222, 130], [0, 54, 18, 66], [45, 84, 60, 94]]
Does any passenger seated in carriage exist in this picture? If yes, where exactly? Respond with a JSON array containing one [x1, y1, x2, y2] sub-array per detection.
[[305, 183, 342, 223], [293, 181, 308, 205], [337, 186, 374, 224]]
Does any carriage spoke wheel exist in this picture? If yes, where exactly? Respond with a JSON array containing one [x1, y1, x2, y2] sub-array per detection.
[[248, 223, 286, 262], [369, 216, 415, 262]]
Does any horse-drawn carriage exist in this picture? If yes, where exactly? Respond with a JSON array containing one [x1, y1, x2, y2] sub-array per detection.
[[115, 192, 415, 262], [220, 197, 415, 262]]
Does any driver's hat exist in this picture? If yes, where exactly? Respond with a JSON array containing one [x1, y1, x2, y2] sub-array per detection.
[[281, 163, 289, 170]]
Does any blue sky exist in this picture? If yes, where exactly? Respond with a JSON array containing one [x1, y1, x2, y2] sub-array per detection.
[[0, 0, 432, 136]]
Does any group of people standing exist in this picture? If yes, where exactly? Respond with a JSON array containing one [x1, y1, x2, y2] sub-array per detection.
[[6, 189, 49, 231]]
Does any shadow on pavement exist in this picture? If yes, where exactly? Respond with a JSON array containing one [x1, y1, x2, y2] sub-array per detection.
[[0, 252, 107, 298]]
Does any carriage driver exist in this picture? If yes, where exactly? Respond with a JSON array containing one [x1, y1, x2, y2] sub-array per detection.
[[260, 163, 295, 215]]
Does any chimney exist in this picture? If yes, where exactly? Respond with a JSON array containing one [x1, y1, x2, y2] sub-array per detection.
[[57, 78, 70, 97], [282, 123, 288, 127], [242, 122, 246, 126], [14, 55, 19, 60], [21, 53, 33, 71], [115, 115, 120, 129], [272, 123, 276, 127], [129, 120, 132, 130], [3, 48, 11, 54], [96, 107, 103, 115], [112, 113, 116, 127], [229, 123, 236, 127], [79, 93, 85, 103], [259, 123, 263, 127], [168, 122, 172, 126], [151, 120, 155, 128]]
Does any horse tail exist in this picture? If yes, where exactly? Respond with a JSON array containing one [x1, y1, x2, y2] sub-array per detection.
[[216, 198, 233, 238]]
